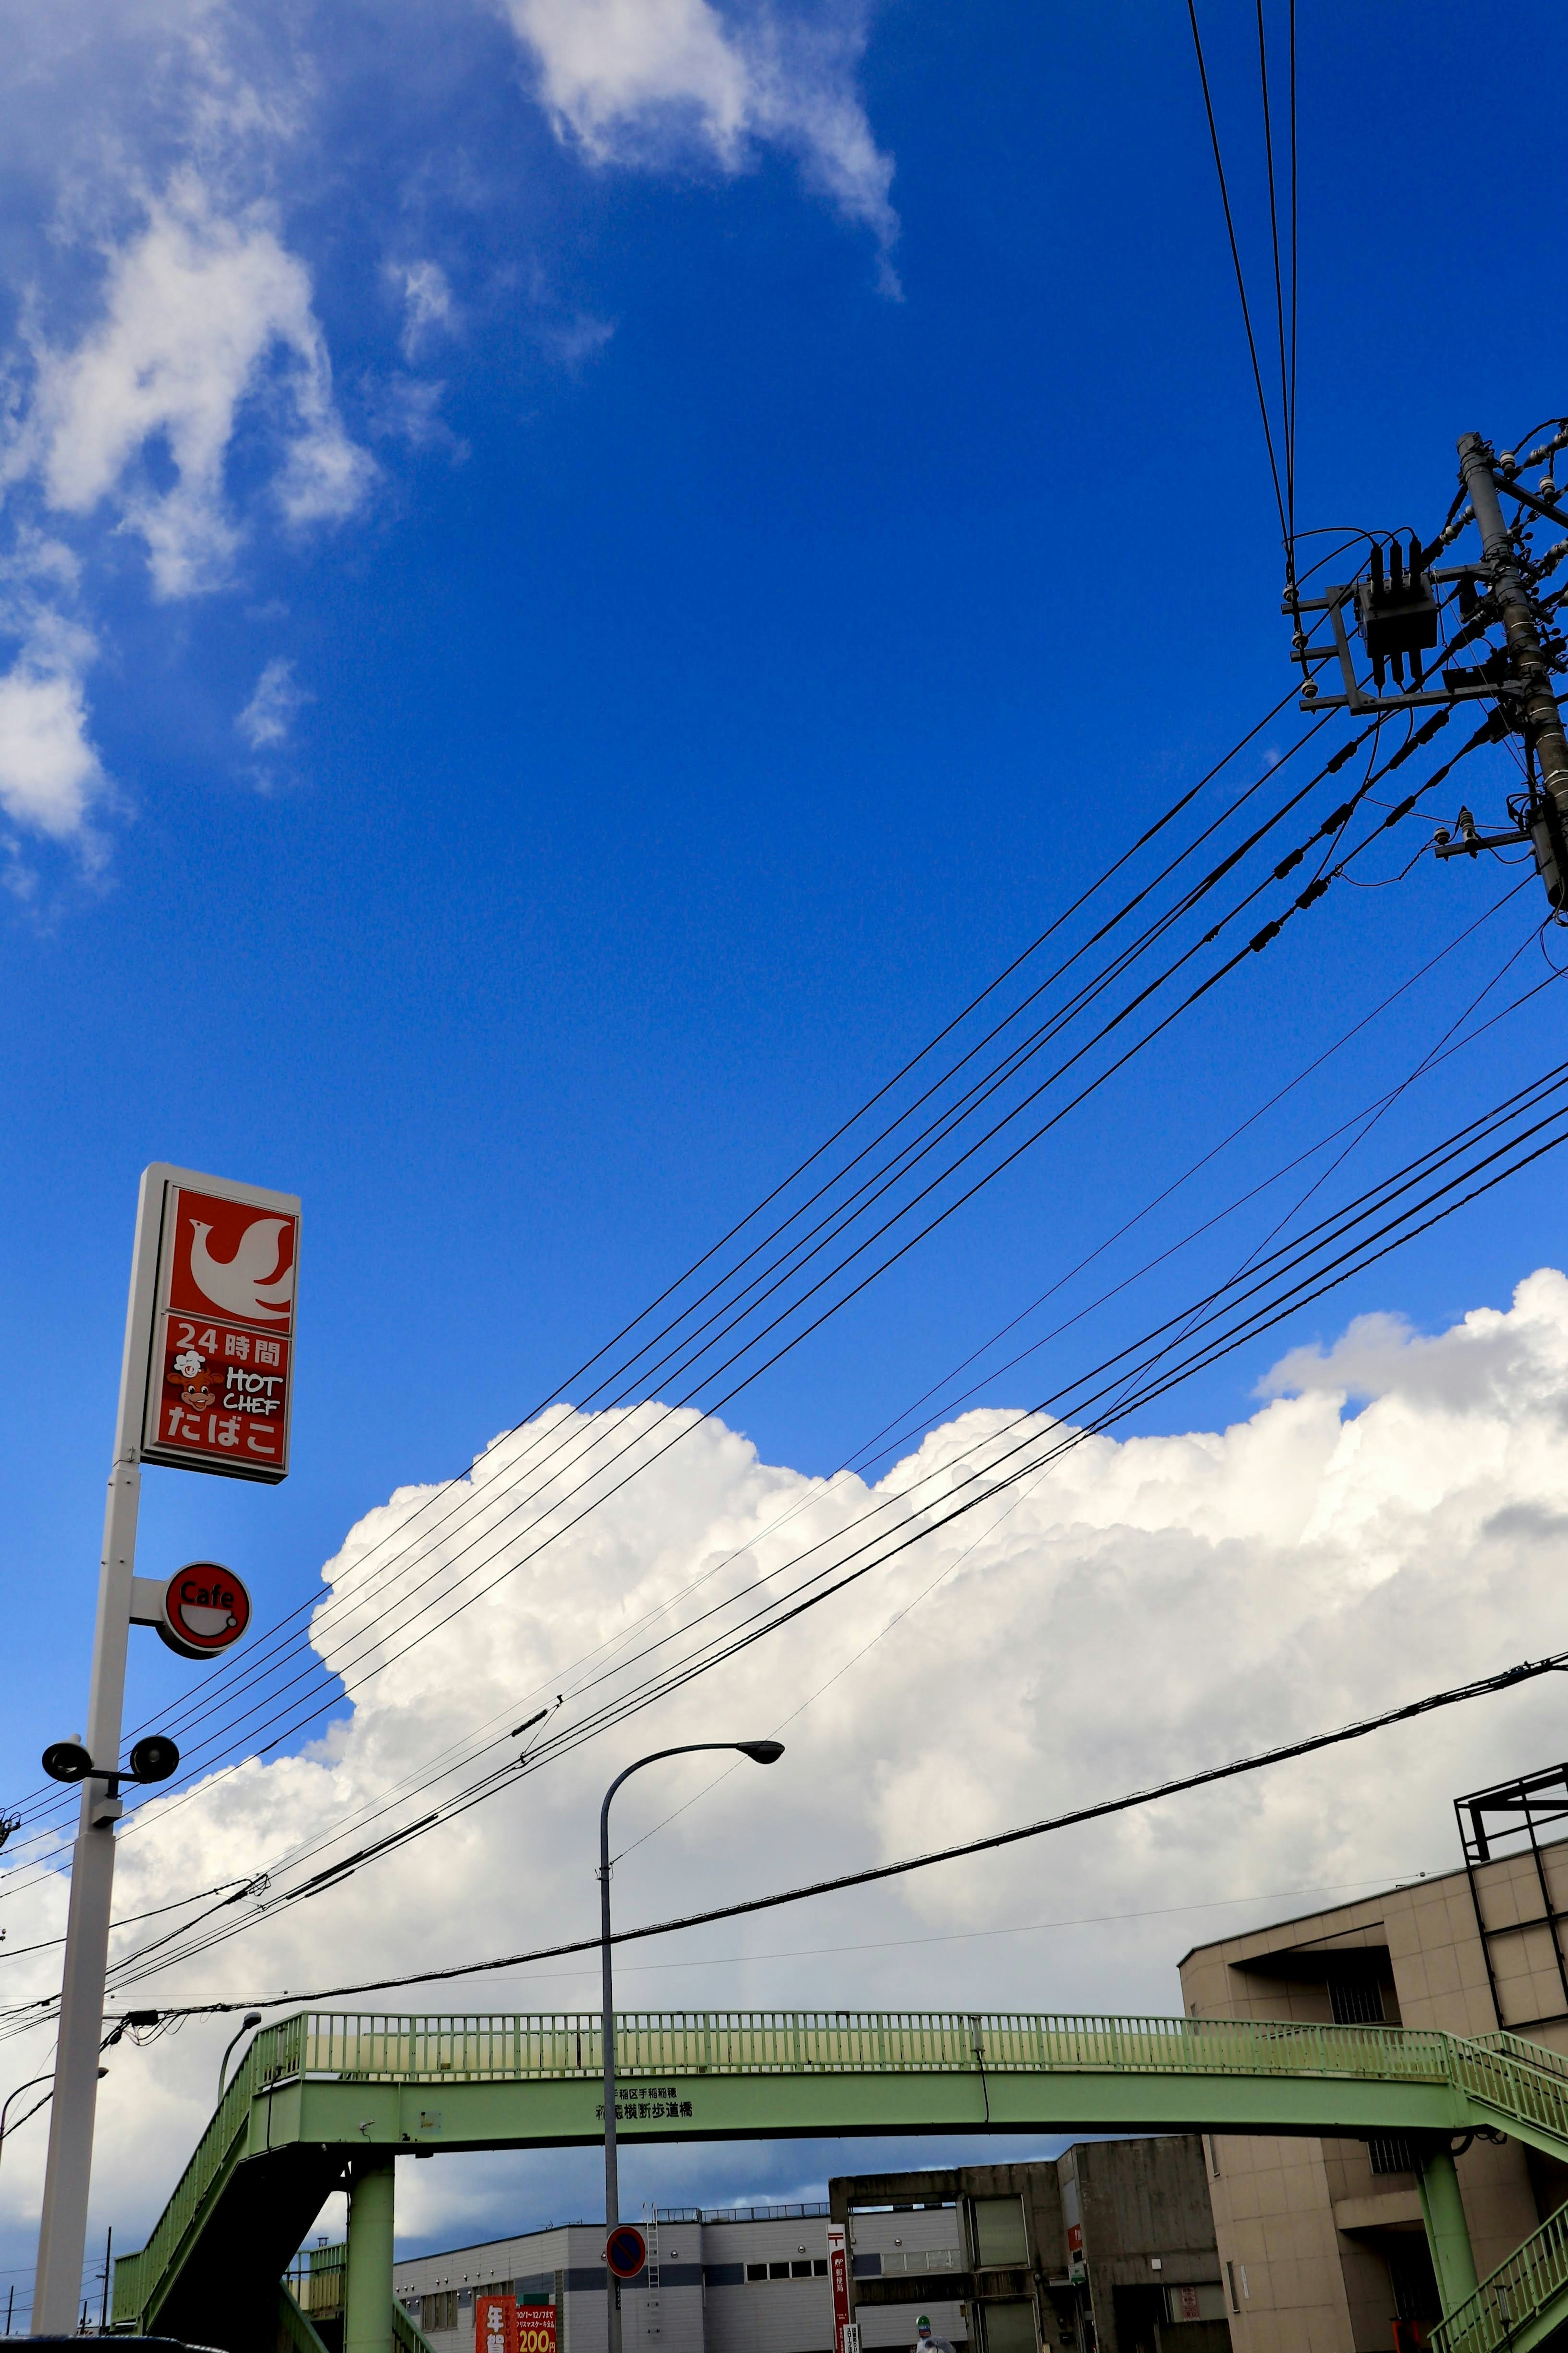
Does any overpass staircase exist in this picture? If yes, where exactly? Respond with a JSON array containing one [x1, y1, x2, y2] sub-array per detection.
[[108, 2010, 1568, 2353]]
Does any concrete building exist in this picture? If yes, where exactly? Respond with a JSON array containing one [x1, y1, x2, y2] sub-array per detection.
[[1177, 1758, 1568, 2353], [375, 2204, 835, 2353], [832, 2146, 1228, 2353], [340, 2141, 1226, 2353]]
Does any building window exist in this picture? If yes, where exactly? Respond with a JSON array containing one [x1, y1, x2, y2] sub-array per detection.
[[979, 2299, 1039, 2353], [814, 2261, 829, 2277], [1164, 2285, 1227, 2324], [1225, 2265, 1239, 2316], [770, 2263, 793, 2280], [422, 2291, 459, 2331], [1205, 2137, 1220, 2180], [792, 2262, 814, 2278], [1368, 2136, 1418, 2177], [970, 2197, 1029, 2268], [747, 2266, 769, 2284], [1330, 1978, 1386, 2025]]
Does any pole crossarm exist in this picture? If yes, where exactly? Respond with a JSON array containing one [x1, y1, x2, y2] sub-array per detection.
[[113, 2006, 1568, 2347]]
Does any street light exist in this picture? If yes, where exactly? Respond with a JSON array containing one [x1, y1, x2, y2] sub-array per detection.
[[218, 2012, 263, 2097], [0, 2068, 106, 2170], [599, 1741, 784, 2353]]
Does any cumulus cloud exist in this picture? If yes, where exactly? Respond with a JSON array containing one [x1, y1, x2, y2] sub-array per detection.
[[503, 0, 899, 283], [5, 1271, 1568, 2254], [22, 174, 372, 596], [237, 654, 309, 750], [0, 540, 106, 851]]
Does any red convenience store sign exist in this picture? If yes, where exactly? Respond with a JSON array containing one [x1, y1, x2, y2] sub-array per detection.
[[140, 1177, 300, 1484]]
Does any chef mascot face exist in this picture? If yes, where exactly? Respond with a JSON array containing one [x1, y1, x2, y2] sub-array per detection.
[[172, 1347, 216, 1412]]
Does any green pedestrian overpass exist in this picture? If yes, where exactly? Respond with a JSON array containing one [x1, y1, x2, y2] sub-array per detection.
[[111, 2009, 1568, 2353]]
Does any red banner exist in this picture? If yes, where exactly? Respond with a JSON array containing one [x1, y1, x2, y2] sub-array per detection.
[[518, 2307, 557, 2353], [477, 2298, 557, 2353], [477, 2297, 516, 2353], [827, 2224, 851, 2353]]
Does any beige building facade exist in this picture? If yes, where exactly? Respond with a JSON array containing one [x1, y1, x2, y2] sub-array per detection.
[[1177, 1762, 1568, 2353]]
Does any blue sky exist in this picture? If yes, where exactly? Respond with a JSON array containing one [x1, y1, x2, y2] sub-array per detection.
[[2, 0, 1568, 2293]]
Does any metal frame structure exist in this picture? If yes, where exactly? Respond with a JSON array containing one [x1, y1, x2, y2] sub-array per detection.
[[1456, 1765, 1568, 2030]]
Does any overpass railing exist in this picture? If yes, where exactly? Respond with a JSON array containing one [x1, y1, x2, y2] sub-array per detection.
[[112, 2007, 1532, 2331], [289, 2008, 1458, 2083], [1432, 2202, 1568, 2353]]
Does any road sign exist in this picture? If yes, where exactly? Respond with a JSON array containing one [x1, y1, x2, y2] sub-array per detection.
[[138, 1173, 300, 1485], [158, 1563, 251, 1661], [604, 2225, 646, 2281]]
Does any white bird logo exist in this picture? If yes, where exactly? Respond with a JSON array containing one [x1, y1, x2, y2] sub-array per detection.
[[188, 1216, 294, 1324]]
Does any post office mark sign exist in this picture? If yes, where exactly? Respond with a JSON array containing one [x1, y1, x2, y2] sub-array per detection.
[[140, 1177, 300, 1484]]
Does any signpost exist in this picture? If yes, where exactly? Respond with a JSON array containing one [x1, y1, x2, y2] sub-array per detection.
[[30, 1164, 299, 2337], [151, 1563, 252, 1661], [827, 2222, 854, 2353], [605, 2225, 647, 2281]]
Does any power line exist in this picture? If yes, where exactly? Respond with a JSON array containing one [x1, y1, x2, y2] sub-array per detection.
[[99, 1644, 1568, 2018], [1186, 0, 1289, 546], [2, 710, 1368, 1854], [3, 792, 1530, 1987], [50, 1022, 1568, 2010], [0, 715, 1504, 1948], [0, 697, 1314, 1848], [38, 893, 1544, 1958]]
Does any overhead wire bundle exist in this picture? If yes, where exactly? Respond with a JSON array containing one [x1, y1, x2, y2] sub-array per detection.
[[0, 880, 1557, 2033], [0, 577, 1541, 2052], [0, 678, 1505, 1899]]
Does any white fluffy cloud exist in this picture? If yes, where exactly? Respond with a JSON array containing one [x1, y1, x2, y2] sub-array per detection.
[[27, 176, 371, 598], [505, 0, 899, 279], [5, 1270, 1568, 2257], [0, 542, 106, 852], [237, 655, 310, 751]]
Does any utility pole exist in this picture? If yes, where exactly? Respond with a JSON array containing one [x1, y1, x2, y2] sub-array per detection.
[[1285, 420, 1568, 911], [1457, 431, 1568, 905]]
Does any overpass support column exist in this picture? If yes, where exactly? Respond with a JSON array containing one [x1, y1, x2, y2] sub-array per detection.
[[345, 2153, 396, 2353], [1417, 2142, 1479, 2317]]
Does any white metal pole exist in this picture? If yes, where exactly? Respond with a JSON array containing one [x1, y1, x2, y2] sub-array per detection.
[[31, 1171, 165, 2334]]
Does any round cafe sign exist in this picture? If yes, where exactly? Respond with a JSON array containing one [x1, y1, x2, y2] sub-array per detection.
[[159, 1562, 252, 1661]]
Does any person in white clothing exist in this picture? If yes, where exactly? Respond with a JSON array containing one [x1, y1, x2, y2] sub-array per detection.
[[913, 2315, 957, 2353]]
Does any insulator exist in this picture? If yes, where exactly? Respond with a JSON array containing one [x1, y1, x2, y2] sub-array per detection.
[[1370, 543, 1385, 595], [1392, 649, 1405, 684], [1373, 653, 1386, 689], [1390, 542, 1404, 592], [1409, 535, 1422, 583]]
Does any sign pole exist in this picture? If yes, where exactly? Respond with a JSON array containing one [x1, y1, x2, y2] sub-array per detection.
[[31, 1163, 300, 2335], [31, 1169, 163, 2333]]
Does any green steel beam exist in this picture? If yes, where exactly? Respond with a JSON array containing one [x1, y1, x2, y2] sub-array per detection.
[[1419, 2147, 1482, 2315], [345, 2156, 396, 2353], [247, 2067, 1475, 2152]]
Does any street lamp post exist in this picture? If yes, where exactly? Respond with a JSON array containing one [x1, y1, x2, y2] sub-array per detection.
[[0, 2074, 59, 2171], [218, 2012, 263, 2097], [599, 1741, 784, 2353]]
